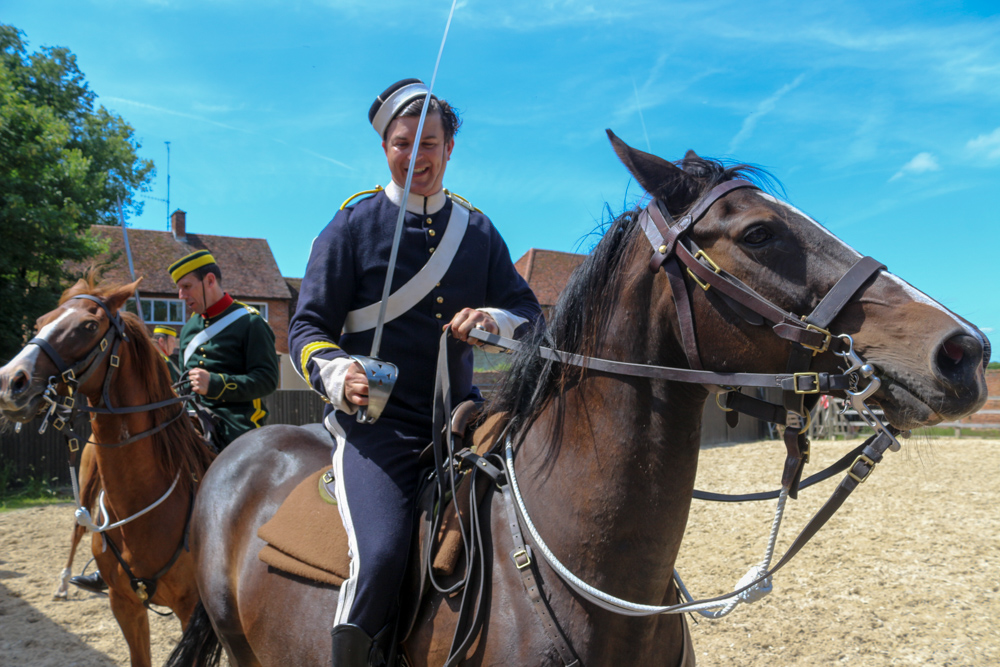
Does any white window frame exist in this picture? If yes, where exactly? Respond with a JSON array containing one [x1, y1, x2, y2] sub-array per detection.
[[241, 301, 269, 321], [126, 297, 186, 325]]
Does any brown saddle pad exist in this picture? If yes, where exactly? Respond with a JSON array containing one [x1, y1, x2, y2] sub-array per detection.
[[257, 413, 507, 586]]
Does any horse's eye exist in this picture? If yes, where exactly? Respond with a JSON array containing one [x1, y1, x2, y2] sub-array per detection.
[[742, 225, 773, 247], [83, 320, 99, 333]]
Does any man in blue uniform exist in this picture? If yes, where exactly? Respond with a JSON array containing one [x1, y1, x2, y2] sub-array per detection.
[[289, 78, 542, 666]]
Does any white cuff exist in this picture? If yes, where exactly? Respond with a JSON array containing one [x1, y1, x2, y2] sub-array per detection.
[[313, 356, 359, 415], [477, 308, 528, 352]]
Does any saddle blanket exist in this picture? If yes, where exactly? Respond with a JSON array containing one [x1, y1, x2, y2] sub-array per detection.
[[257, 413, 504, 586]]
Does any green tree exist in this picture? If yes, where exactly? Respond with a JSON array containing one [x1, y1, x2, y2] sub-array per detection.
[[0, 25, 153, 362]]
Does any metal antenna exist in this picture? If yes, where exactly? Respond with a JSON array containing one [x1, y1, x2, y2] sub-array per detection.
[[165, 141, 171, 229]]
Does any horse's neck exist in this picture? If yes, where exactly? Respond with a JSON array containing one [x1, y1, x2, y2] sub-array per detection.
[[517, 373, 707, 600], [86, 346, 170, 514]]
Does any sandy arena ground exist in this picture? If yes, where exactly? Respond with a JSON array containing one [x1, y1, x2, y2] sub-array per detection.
[[1, 436, 997, 666]]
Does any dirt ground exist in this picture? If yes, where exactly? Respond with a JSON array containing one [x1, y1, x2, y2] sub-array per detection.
[[1, 435, 997, 666]]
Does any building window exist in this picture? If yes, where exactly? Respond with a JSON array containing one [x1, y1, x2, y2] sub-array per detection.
[[126, 298, 186, 324], [242, 301, 269, 320]]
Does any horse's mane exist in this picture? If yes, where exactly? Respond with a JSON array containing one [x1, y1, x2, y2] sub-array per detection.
[[486, 154, 776, 443], [60, 273, 214, 489]]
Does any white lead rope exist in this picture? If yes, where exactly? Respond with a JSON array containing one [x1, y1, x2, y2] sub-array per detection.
[[505, 438, 781, 617]]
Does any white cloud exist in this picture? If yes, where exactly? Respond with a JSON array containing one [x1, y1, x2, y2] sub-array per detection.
[[728, 73, 806, 153], [889, 152, 940, 181], [966, 127, 1000, 161]]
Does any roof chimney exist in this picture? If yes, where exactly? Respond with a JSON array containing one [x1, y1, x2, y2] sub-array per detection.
[[171, 209, 187, 242]]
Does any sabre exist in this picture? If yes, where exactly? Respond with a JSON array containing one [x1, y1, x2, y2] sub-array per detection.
[[353, 0, 460, 424], [117, 197, 145, 326]]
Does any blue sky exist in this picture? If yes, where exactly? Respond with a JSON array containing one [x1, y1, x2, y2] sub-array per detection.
[[6, 0, 999, 339]]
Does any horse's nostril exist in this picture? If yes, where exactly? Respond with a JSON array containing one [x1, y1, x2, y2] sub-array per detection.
[[935, 334, 982, 378], [941, 340, 964, 365]]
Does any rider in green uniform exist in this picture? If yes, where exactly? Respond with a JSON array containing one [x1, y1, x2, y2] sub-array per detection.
[[170, 250, 280, 450]]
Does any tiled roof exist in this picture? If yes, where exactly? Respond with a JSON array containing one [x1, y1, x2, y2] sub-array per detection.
[[285, 277, 302, 314], [85, 226, 291, 300], [514, 249, 586, 307]]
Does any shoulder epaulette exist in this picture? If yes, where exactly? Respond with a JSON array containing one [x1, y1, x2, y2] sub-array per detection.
[[444, 189, 482, 213], [235, 301, 261, 317], [340, 186, 383, 211]]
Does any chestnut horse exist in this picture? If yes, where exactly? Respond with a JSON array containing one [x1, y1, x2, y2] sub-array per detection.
[[0, 276, 215, 667], [168, 134, 988, 666]]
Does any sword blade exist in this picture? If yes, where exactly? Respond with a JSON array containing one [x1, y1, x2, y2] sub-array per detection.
[[369, 0, 459, 358], [117, 197, 145, 324]]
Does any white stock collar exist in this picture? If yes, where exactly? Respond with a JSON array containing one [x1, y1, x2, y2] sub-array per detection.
[[385, 180, 447, 215]]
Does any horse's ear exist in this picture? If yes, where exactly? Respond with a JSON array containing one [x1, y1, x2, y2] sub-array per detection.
[[105, 278, 143, 313], [606, 129, 700, 214]]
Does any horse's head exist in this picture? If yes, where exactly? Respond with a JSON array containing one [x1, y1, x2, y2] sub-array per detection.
[[0, 277, 141, 423], [609, 131, 989, 429]]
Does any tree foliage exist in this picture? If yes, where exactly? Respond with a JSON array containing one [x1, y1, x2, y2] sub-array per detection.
[[0, 25, 154, 363]]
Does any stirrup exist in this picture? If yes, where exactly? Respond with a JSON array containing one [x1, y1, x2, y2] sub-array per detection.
[[350, 355, 398, 424]]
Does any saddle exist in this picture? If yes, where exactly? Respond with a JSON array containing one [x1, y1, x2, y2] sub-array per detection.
[[257, 402, 506, 628]]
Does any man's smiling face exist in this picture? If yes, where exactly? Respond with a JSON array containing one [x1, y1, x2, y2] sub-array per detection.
[[383, 111, 454, 197]]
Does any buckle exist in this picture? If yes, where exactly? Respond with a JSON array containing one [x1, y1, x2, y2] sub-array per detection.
[[687, 250, 721, 291], [512, 548, 532, 570], [793, 372, 820, 394], [801, 323, 833, 355], [110, 355, 120, 368], [61, 368, 76, 384], [68, 438, 79, 453], [848, 454, 876, 483], [100, 338, 108, 352], [321, 470, 335, 484], [53, 418, 66, 431]]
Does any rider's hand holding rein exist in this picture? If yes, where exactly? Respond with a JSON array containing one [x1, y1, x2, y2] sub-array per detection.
[[446, 307, 498, 344], [188, 368, 211, 395], [343, 309, 498, 407]]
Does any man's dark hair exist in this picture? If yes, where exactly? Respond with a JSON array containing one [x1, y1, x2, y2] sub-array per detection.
[[397, 97, 462, 141], [192, 263, 222, 284]]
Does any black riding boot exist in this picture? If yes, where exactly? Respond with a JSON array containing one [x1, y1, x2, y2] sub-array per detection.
[[331, 623, 374, 667], [69, 570, 108, 593]]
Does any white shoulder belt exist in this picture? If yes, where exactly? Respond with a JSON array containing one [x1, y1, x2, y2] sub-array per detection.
[[183, 307, 249, 365], [343, 201, 470, 333]]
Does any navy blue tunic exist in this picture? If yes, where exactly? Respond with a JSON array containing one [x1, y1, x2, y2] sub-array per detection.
[[288, 187, 541, 634]]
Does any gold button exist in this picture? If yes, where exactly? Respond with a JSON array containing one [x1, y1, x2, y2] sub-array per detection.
[[435, 313, 442, 319], [436, 282, 441, 287], [425, 217, 433, 224], [199, 361, 204, 366], [429, 247, 435, 253], [436, 296, 443, 303], [428, 229, 436, 237]]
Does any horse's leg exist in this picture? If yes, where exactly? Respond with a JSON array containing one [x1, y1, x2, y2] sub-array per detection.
[[107, 586, 153, 667], [53, 443, 98, 599]]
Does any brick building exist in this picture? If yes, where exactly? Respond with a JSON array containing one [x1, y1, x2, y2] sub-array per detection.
[[513, 248, 586, 318]]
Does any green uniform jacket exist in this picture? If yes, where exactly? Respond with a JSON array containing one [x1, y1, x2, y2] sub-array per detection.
[[179, 299, 279, 448]]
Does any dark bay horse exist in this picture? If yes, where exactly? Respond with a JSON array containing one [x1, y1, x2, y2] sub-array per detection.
[[170, 133, 988, 666], [0, 276, 215, 667]]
